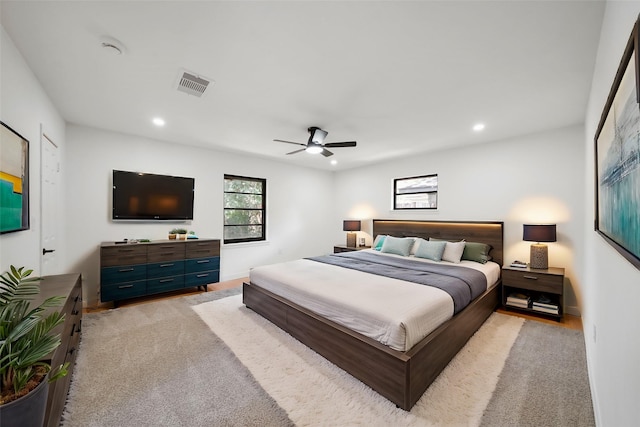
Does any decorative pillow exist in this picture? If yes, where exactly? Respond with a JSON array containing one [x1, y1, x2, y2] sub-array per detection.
[[441, 241, 466, 263], [462, 242, 492, 264], [380, 236, 414, 256], [373, 235, 387, 251], [414, 239, 447, 261], [404, 236, 420, 255]]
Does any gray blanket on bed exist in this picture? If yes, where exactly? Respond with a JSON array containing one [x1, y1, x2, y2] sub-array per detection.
[[306, 251, 487, 314]]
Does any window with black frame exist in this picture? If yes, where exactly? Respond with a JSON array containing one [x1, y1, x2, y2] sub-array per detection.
[[393, 174, 438, 209], [223, 175, 266, 243]]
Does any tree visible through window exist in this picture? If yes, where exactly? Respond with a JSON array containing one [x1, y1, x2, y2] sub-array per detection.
[[394, 174, 438, 209], [223, 175, 266, 243]]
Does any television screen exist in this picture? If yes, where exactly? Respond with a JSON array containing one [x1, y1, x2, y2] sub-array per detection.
[[112, 170, 194, 220]]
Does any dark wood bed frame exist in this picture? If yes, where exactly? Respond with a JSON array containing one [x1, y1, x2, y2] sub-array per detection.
[[243, 219, 503, 410]]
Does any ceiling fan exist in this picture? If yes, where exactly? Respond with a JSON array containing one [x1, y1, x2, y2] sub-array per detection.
[[274, 126, 357, 157]]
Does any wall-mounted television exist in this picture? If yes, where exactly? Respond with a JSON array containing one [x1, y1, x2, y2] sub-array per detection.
[[112, 170, 194, 220]]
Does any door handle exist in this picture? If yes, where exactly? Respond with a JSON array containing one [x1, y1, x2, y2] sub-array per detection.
[[43, 248, 56, 255]]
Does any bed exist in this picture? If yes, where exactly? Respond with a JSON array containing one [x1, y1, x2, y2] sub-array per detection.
[[243, 219, 503, 410]]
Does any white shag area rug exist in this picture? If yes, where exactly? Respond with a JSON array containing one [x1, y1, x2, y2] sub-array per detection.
[[192, 295, 524, 427]]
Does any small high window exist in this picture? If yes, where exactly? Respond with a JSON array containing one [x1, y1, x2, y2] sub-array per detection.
[[393, 174, 438, 209]]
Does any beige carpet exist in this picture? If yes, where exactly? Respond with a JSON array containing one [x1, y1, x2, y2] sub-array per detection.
[[193, 294, 525, 426]]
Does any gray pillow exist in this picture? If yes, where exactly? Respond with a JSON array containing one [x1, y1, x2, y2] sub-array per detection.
[[380, 236, 414, 256], [414, 239, 447, 261]]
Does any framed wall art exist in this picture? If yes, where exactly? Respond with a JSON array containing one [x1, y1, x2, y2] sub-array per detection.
[[0, 121, 30, 234], [594, 14, 640, 270]]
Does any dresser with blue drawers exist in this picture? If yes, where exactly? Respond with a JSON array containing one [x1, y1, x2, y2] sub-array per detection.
[[100, 239, 220, 303]]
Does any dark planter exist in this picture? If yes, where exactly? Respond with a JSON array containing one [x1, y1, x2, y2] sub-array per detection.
[[0, 376, 49, 427]]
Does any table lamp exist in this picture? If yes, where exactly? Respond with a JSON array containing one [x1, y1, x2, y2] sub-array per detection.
[[343, 220, 361, 248], [523, 224, 557, 269]]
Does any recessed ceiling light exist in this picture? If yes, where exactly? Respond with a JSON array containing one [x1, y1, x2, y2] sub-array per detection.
[[473, 123, 485, 132], [331, 159, 338, 165], [152, 117, 165, 127]]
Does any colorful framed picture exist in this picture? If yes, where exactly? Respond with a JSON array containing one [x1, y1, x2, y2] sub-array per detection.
[[0, 121, 30, 234], [594, 15, 640, 270]]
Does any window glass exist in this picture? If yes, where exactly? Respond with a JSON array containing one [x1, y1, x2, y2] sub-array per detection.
[[393, 174, 438, 209], [223, 175, 266, 243]]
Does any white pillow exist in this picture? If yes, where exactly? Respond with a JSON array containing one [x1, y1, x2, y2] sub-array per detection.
[[405, 237, 420, 255], [441, 241, 466, 263]]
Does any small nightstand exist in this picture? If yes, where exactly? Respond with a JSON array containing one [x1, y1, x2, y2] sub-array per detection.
[[502, 265, 565, 320], [333, 245, 371, 253]]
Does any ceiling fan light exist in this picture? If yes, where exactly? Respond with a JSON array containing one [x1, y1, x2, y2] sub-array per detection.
[[311, 128, 328, 144], [306, 144, 323, 154]]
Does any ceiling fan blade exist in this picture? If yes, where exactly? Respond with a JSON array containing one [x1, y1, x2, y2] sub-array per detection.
[[286, 148, 306, 155], [321, 148, 334, 157], [324, 141, 357, 148], [274, 139, 306, 147]]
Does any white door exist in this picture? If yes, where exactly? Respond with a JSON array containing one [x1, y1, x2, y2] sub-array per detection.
[[40, 130, 59, 275]]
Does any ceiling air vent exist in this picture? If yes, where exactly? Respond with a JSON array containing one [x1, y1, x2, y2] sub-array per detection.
[[176, 70, 213, 97]]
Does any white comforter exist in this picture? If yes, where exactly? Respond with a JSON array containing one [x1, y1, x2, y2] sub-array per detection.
[[248, 250, 500, 351]]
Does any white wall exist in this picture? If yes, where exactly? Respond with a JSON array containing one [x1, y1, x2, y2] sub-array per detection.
[[0, 26, 66, 273], [65, 125, 335, 306], [333, 125, 586, 315], [584, 2, 640, 425]]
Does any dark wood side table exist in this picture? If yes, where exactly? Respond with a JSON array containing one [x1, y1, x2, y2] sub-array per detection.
[[502, 265, 565, 320], [333, 245, 371, 253]]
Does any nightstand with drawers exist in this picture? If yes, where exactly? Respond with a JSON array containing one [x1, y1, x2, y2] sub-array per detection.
[[502, 265, 565, 320], [333, 245, 371, 253]]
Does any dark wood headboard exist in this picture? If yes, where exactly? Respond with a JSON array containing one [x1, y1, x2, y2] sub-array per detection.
[[372, 219, 504, 266]]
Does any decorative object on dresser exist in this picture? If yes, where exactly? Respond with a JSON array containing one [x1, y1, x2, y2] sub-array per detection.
[[333, 245, 371, 253], [343, 220, 361, 247], [523, 224, 556, 269], [100, 239, 220, 304], [0, 268, 82, 427], [594, 13, 640, 272], [502, 265, 564, 320]]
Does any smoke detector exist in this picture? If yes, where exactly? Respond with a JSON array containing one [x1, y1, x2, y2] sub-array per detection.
[[176, 70, 214, 97], [100, 37, 126, 55]]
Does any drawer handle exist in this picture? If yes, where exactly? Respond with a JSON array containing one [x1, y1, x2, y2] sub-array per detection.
[[118, 284, 134, 289], [160, 263, 174, 268], [523, 275, 538, 280], [72, 310, 79, 316], [159, 246, 176, 249], [68, 347, 76, 356], [197, 273, 209, 278], [196, 260, 210, 264], [70, 323, 76, 336], [159, 278, 174, 283], [118, 268, 135, 273], [118, 249, 134, 252]]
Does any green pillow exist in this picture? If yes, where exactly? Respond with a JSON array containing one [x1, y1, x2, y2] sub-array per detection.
[[461, 242, 492, 264], [380, 236, 414, 256], [414, 239, 447, 261]]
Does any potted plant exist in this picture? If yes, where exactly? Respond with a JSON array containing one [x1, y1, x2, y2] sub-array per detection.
[[0, 266, 69, 427], [172, 228, 188, 240]]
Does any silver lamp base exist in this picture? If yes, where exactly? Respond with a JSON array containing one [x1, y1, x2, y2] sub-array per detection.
[[530, 243, 548, 269]]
